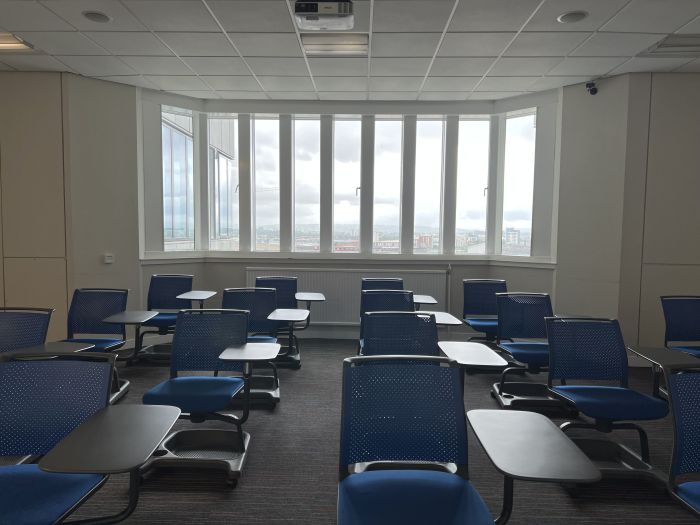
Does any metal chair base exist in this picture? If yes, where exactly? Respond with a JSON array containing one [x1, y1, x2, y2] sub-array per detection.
[[491, 382, 579, 417], [231, 375, 280, 409], [137, 343, 172, 364], [109, 377, 130, 404]]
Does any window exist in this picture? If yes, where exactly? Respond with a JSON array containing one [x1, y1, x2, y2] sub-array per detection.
[[252, 116, 280, 252], [162, 107, 194, 251], [455, 119, 490, 255], [209, 115, 239, 251], [414, 118, 444, 254], [333, 117, 361, 253], [373, 118, 402, 254], [294, 117, 321, 252], [501, 111, 536, 256]]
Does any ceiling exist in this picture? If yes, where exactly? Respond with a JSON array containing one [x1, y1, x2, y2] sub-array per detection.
[[1, 0, 700, 101]]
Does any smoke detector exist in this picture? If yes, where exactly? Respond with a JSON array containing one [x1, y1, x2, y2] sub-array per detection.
[[295, 1, 354, 31]]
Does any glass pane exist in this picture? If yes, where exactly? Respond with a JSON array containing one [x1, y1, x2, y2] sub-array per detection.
[[502, 113, 536, 256], [294, 118, 321, 252], [414, 119, 444, 254], [253, 117, 280, 252], [373, 119, 402, 254], [455, 120, 490, 255], [333, 118, 361, 253], [209, 116, 239, 251]]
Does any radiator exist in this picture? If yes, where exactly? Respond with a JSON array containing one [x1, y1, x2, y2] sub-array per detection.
[[245, 267, 449, 325]]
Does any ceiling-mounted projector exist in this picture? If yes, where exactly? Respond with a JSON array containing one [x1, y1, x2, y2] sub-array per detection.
[[295, 1, 354, 31]]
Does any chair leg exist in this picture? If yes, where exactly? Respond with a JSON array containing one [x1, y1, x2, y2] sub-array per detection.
[[69, 468, 140, 524], [614, 423, 651, 463], [497, 366, 522, 395]]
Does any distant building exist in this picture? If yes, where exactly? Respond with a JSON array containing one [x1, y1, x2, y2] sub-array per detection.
[[504, 228, 520, 245]]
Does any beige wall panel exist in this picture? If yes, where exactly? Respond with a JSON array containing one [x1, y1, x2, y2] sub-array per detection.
[[4, 257, 68, 340], [0, 72, 65, 257]]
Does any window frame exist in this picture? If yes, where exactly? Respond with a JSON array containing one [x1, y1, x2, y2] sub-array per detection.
[[161, 115, 195, 247]]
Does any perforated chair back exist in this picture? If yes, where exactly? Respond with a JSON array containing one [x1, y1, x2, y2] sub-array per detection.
[[360, 290, 415, 339], [661, 296, 700, 345], [546, 318, 628, 386], [222, 288, 278, 335], [255, 276, 298, 308], [496, 293, 553, 341], [67, 288, 128, 339], [147, 274, 193, 310], [0, 308, 53, 353], [463, 279, 507, 316], [362, 312, 439, 356], [339, 356, 468, 479], [667, 368, 700, 479], [361, 278, 404, 291], [170, 309, 249, 374], [0, 353, 113, 456]]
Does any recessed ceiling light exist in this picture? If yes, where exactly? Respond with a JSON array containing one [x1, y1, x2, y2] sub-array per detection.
[[301, 33, 368, 56], [0, 32, 33, 52], [82, 10, 112, 23], [556, 11, 589, 24]]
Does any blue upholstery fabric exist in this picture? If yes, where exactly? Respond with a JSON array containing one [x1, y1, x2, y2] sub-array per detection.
[[499, 342, 550, 366], [464, 318, 498, 336], [462, 279, 506, 317], [361, 278, 403, 291], [147, 275, 193, 311], [668, 370, 700, 478], [0, 310, 52, 353], [338, 470, 493, 525], [671, 345, 700, 358], [255, 277, 298, 309], [677, 482, 700, 513], [496, 293, 552, 340], [247, 335, 277, 343], [143, 376, 244, 414], [0, 464, 105, 525], [222, 288, 278, 335], [661, 296, 700, 344], [361, 312, 439, 356], [552, 386, 668, 421], [143, 312, 178, 329], [67, 289, 127, 339], [64, 338, 124, 352]]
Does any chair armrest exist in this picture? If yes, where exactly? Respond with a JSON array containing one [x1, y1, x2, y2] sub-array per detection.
[[39, 405, 180, 475], [467, 409, 600, 483]]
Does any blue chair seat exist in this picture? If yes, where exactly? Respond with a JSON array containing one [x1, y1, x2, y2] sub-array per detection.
[[338, 470, 493, 525], [676, 481, 700, 513], [670, 345, 700, 358], [143, 376, 244, 414], [552, 385, 668, 421], [464, 318, 498, 336], [64, 337, 125, 352], [0, 464, 105, 525], [499, 341, 549, 366], [247, 335, 278, 344], [142, 312, 178, 329]]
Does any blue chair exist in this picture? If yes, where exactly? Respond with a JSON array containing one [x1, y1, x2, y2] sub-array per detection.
[[361, 277, 403, 291], [255, 276, 302, 369], [462, 279, 506, 341], [142, 309, 251, 485], [359, 290, 415, 353], [361, 311, 439, 356], [661, 296, 700, 358], [64, 288, 128, 353], [0, 307, 53, 353], [547, 317, 669, 480]]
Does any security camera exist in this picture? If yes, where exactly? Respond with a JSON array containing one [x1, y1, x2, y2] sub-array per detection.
[[586, 81, 598, 95]]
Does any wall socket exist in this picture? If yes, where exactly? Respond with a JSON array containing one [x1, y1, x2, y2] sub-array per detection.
[[103, 253, 115, 264]]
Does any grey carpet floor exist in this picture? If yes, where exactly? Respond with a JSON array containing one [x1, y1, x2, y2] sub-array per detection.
[[64, 339, 697, 524]]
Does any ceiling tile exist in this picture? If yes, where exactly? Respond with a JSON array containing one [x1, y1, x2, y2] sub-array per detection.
[[120, 56, 192, 75], [43, 0, 147, 31], [371, 33, 441, 57], [676, 58, 700, 72], [505, 32, 591, 56], [145, 75, 210, 90], [217, 91, 268, 99], [246, 57, 307, 76], [228, 33, 301, 57], [373, 0, 455, 32], [419, 91, 469, 100], [97, 75, 159, 89], [122, 1, 220, 32], [529, 76, 592, 90], [157, 32, 234, 56], [609, 56, 694, 75], [85, 32, 172, 56], [423, 76, 480, 91], [319, 92, 367, 100], [524, 0, 629, 32], [268, 92, 318, 100], [308, 57, 368, 76], [314, 76, 368, 91], [0, 54, 69, 71], [201, 75, 261, 91], [58, 55, 137, 76], [173, 90, 218, 99], [469, 91, 526, 100], [370, 57, 431, 76], [15, 31, 108, 55], [0, 1, 72, 31], [489, 57, 563, 76], [369, 92, 418, 100], [439, 32, 514, 57], [450, 0, 542, 31], [677, 15, 700, 33], [546, 56, 628, 75], [571, 32, 664, 57], [602, 0, 700, 33], [181, 56, 250, 75], [368, 76, 423, 91], [429, 57, 494, 76], [476, 76, 538, 91], [207, 0, 294, 31], [257, 75, 314, 91]]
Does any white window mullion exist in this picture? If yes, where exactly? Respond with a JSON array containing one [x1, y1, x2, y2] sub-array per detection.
[[401, 115, 417, 255], [442, 116, 459, 256], [195, 112, 209, 251], [489, 114, 505, 255], [360, 115, 375, 254], [320, 114, 333, 254], [279, 114, 293, 252], [238, 114, 252, 253]]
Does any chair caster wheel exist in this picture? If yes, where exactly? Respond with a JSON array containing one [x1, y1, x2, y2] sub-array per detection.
[[226, 478, 238, 488]]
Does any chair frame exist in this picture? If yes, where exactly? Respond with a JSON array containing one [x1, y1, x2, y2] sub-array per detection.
[[462, 279, 506, 342], [359, 311, 439, 357], [361, 277, 404, 291], [661, 295, 700, 349], [0, 307, 54, 352], [66, 288, 129, 344]]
